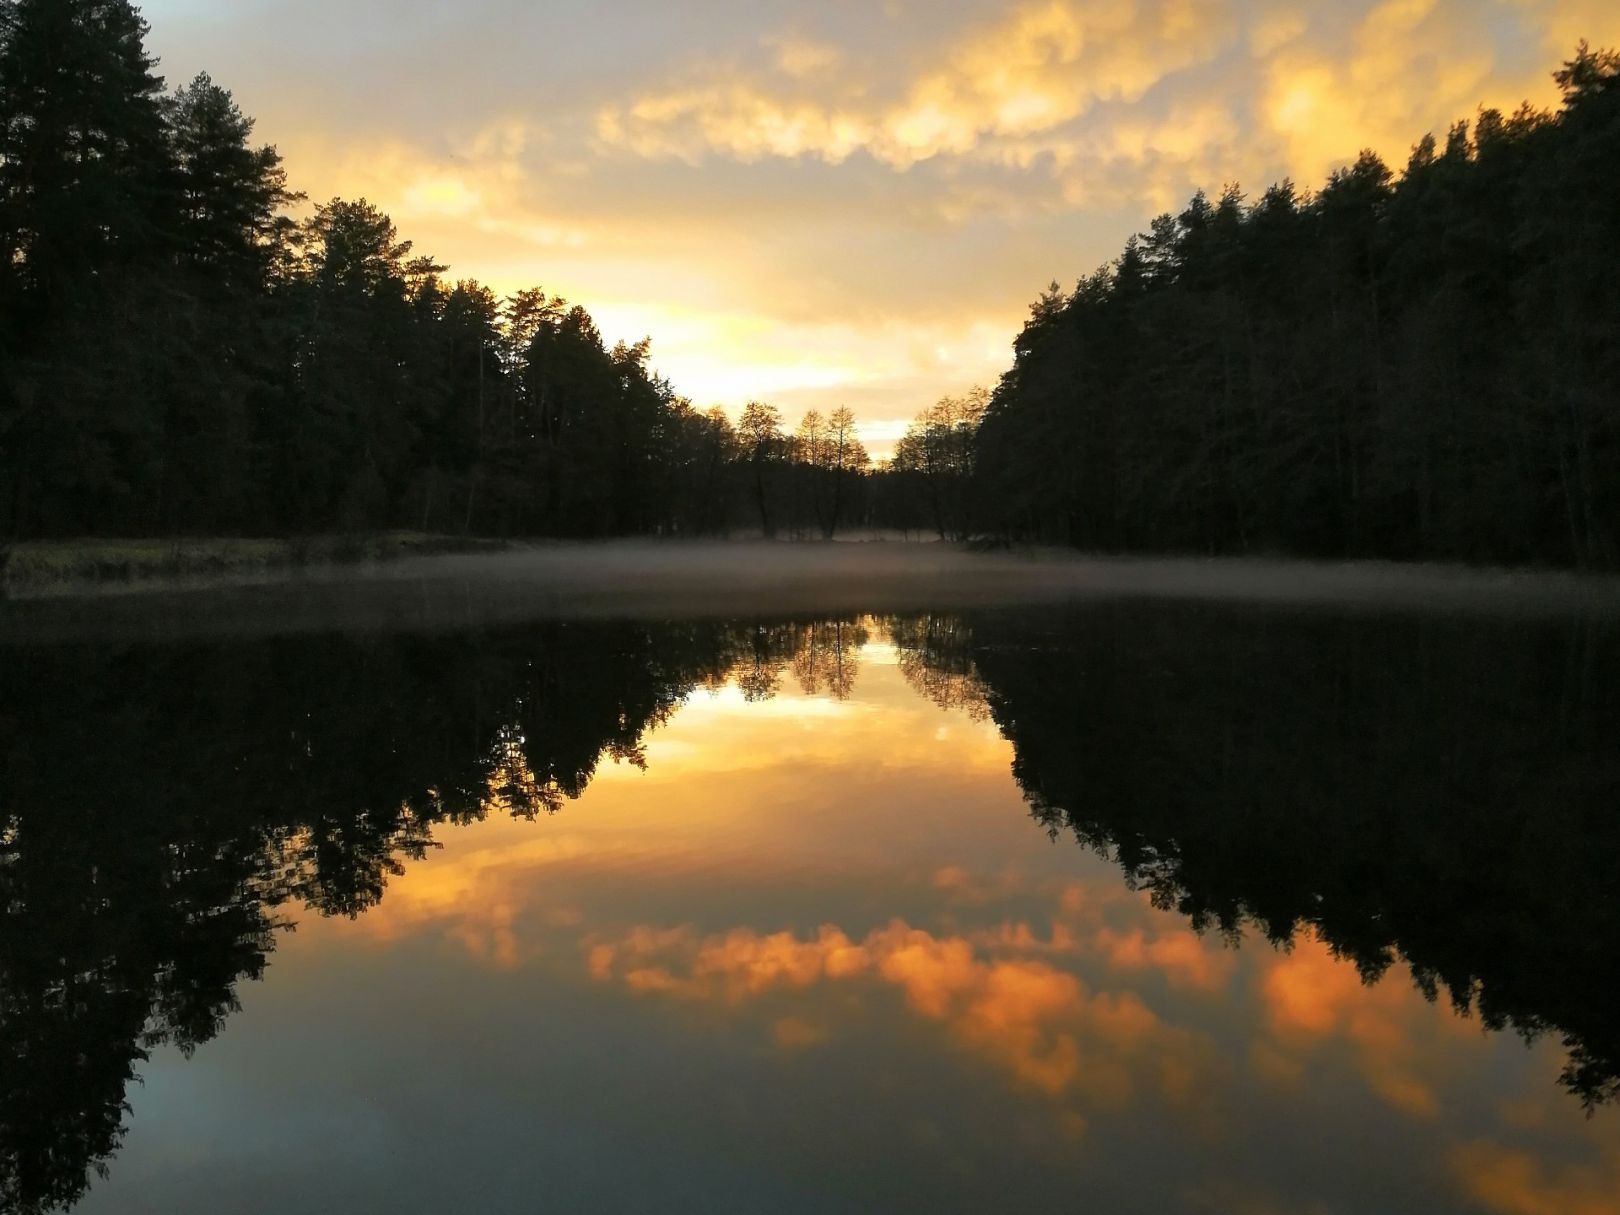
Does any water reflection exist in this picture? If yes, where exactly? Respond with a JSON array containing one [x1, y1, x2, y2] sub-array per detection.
[[1, 605, 1617, 1212], [938, 606, 1620, 1111]]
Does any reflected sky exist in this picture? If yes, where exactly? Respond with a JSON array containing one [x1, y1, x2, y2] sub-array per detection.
[[56, 621, 1619, 1215]]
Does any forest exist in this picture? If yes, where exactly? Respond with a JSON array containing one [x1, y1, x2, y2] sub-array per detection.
[[977, 44, 1620, 566], [0, 0, 884, 541], [2, 1, 1618, 565]]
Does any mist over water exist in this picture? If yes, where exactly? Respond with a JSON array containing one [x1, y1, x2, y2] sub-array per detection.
[[6, 542, 1620, 644]]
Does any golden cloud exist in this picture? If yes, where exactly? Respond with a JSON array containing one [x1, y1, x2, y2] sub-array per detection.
[[1260, 0, 1502, 182], [767, 34, 844, 80], [586, 914, 1213, 1111], [597, 0, 1232, 170], [595, 0, 1620, 215], [1257, 930, 1478, 1120]]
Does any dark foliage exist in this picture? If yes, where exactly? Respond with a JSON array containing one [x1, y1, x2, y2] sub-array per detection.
[[0, 1, 880, 541], [891, 603, 1620, 1110], [0, 613, 869, 1211], [975, 45, 1620, 567]]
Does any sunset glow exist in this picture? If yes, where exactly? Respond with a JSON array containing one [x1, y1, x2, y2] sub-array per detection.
[[139, 0, 1620, 452]]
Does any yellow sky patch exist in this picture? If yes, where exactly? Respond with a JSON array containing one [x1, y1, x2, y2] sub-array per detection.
[[144, 0, 1620, 461]]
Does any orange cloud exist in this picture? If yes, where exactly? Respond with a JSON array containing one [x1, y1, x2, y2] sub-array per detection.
[[1260, 931, 1452, 1119], [773, 1015, 832, 1050], [1261, 934, 1371, 1035], [587, 916, 1212, 1111], [1096, 925, 1235, 991], [1452, 1140, 1620, 1215]]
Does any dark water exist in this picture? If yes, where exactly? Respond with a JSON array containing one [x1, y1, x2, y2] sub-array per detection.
[[3, 582, 1619, 1213]]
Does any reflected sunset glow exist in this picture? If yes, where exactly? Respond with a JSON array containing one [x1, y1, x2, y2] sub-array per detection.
[[236, 621, 1619, 1215], [8, 603, 1616, 1214]]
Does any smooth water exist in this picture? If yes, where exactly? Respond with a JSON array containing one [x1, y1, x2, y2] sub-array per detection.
[[3, 571, 1618, 1213]]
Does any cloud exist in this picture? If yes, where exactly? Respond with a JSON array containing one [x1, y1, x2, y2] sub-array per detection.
[[1451, 1140, 1620, 1215], [1096, 925, 1236, 991], [772, 1015, 832, 1049], [594, 0, 1617, 214], [1258, 930, 1466, 1120], [767, 34, 843, 80], [1258, 0, 1504, 182], [1504, 0, 1620, 59], [597, 0, 1235, 170], [587, 914, 1213, 1108]]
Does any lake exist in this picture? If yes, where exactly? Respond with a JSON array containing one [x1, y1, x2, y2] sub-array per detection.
[[3, 551, 1618, 1213]]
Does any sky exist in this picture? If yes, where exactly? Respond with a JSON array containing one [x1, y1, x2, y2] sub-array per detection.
[[141, 0, 1620, 456]]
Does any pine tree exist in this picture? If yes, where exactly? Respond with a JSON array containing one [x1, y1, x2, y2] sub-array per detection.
[[168, 73, 297, 291], [0, 0, 173, 320], [0, 0, 177, 536]]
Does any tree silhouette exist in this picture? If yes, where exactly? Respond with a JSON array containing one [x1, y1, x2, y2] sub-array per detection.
[[0, 613, 886, 1210], [738, 401, 786, 539], [890, 603, 1620, 1109], [974, 45, 1620, 566], [0, 5, 881, 544]]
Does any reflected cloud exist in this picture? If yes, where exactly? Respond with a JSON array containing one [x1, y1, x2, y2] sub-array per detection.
[[1257, 930, 1481, 1120], [586, 915, 1211, 1112], [1096, 925, 1234, 992], [1452, 1140, 1620, 1215]]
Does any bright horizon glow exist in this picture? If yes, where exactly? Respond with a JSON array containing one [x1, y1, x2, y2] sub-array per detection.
[[141, 1, 1620, 458]]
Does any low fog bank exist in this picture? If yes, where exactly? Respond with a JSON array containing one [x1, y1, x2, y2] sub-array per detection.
[[5, 540, 1620, 642], [391, 541, 1620, 613]]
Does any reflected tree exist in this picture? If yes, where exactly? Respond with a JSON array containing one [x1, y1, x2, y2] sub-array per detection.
[[886, 613, 990, 718], [791, 618, 869, 700], [0, 613, 882, 1210], [890, 604, 1620, 1109]]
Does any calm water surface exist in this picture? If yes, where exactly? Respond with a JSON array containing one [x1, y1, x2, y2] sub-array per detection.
[[3, 586, 1618, 1213]]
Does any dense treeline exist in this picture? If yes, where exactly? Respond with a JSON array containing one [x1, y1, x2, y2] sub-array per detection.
[[976, 46, 1620, 566], [881, 388, 988, 541], [0, 0, 887, 542]]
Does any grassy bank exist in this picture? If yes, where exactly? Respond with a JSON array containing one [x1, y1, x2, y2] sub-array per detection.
[[0, 533, 508, 598]]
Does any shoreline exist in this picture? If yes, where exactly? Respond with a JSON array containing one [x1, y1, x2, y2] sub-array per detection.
[[0, 533, 512, 599], [4, 540, 1620, 643]]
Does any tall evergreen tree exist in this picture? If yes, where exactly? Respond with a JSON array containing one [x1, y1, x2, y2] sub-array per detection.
[[167, 73, 297, 290], [0, 0, 171, 318], [0, 0, 176, 537]]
